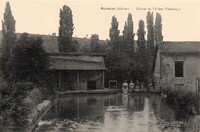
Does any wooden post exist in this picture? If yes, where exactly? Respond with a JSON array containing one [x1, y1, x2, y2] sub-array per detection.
[[58, 71, 61, 90], [77, 98, 80, 117], [77, 71, 80, 91], [102, 70, 105, 90]]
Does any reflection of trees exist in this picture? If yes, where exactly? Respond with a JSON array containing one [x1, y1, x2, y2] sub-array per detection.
[[104, 94, 123, 106], [149, 94, 176, 122], [133, 94, 145, 111], [50, 95, 107, 121]]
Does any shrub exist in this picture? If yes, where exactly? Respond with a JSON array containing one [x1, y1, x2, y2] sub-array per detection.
[[162, 87, 199, 115], [0, 82, 34, 126], [25, 88, 43, 108]]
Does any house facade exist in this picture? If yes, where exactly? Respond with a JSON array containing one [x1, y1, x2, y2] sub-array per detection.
[[48, 53, 106, 91], [154, 41, 200, 92]]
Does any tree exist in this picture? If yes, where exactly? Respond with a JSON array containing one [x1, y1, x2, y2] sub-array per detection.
[[0, 2, 16, 80], [146, 11, 155, 79], [154, 12, 163, 45], [109, 16, 119, 43], [123, 13, 134, 42], [58, 5, 76, 52], [89, 34, 101, 53], [123, 13, 135, 49], [106, 14, 136, 86], [137, 20, 147, 83], [8, 33, 49, 82]]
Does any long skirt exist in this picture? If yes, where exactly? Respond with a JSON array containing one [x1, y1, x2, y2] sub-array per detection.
[[122, 86, 128, 93]]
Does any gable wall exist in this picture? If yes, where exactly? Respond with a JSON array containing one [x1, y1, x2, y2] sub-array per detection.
[[159, 54, 200, 92]]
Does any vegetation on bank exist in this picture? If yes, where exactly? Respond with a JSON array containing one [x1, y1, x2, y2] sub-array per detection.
[[0, 2, 53, 128], [162, 88, 200, 118]]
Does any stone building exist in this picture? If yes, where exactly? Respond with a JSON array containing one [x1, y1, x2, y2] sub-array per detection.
[[154, 41, 200, 92], [48, 53, 106, 91]]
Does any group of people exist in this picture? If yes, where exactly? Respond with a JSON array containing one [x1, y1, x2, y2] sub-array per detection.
[[122, 80, 141, 93]]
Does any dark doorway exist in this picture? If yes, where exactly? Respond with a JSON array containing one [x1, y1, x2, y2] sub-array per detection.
[[88, 81, 96, 90]]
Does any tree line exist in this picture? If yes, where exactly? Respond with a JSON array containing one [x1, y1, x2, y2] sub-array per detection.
[[57, 5, 163, 86], [107, 12, 163, 86], [0, 3, 163, 88]]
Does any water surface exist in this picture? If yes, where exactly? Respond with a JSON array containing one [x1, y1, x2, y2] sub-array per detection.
[[36, 93, 199, 132]]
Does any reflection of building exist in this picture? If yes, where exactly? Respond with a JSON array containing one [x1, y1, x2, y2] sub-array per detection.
[[48, 53, 106, 91], [154, 42, 200, 92]]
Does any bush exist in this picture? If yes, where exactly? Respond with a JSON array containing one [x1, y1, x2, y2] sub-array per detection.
[[162, 87, 199, 115], [25, 88, 43, 107], [0, 82, 34, 126], [0, 82, 51, 127]]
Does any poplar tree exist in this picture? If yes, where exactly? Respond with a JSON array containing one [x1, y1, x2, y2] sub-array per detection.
[[109, 16, 119, 43], [146, 11, 154, 78], [154, 13, 163, 45], [0, 1, 16, 80], [58, 5, 74, 52], [137, 20, 147, 82], [123, 13, 135, 48]]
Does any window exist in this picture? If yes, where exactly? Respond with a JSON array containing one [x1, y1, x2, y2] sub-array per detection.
[[175, 61, 184, 77]]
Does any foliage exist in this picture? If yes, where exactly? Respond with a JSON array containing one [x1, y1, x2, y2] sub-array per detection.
[[123, 13, 135, 51], [137, 20, 148, 84], [106, 14, 137, 86], [8, 33, 49, 82], [80, 44, 90, 53], [146, 11, 155, 78], [58, 5, 78, 52], [162, 88, 199, 116], [109, 16, 119, 43], [123, 13, 134, 42], [24, 86, 45, 109], [89, 34, 101, 53], [0, 1, 16, 80], [154, 13, 163, 44], [0, 82, 35, 127]]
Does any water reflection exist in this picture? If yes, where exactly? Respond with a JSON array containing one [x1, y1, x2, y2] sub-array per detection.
[[36, 93, 198, 132]]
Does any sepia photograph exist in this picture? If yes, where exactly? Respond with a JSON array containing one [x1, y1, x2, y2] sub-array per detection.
[[0, 0, 200, 131]]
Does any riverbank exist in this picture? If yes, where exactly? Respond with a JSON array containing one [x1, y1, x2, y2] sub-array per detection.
[[55, 88, 160, 95], [55, 89, 122, 94]]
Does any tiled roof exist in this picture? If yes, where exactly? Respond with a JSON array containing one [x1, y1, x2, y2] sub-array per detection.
[[49, 56, 106, 70], [159, 41, 200, 54]]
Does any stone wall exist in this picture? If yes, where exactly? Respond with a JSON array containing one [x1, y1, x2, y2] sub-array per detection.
[[159, 54, 200, 92]]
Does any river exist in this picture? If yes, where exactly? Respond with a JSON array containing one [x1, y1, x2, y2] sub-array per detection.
[[36, 93, 200, 132]]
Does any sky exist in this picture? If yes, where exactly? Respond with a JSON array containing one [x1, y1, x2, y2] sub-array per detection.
[[0, 0, 200, 41]]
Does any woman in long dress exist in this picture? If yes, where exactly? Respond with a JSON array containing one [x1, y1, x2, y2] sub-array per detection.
[[129, 80, 134, 92], [122, 80, 128, 93], [135, 80, 140, 90]]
